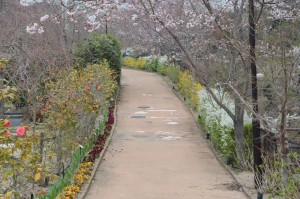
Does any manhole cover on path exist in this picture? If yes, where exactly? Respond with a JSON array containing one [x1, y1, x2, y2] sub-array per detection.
[[130, 115, 147, 119], [137, 106, 151, 109]]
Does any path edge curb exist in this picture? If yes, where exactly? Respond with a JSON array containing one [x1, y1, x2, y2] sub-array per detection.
[[78, 88, 120, 199], [161, 75, 253, 199]]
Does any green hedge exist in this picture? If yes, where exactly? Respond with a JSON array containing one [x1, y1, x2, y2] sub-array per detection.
[[74, 33, 122, 83]]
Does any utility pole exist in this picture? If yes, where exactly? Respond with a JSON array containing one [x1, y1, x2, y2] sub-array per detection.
[[249, 0, 263, 198]]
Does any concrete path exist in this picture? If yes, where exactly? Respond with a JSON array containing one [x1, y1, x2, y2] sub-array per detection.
[[85, 69, 247, 199]]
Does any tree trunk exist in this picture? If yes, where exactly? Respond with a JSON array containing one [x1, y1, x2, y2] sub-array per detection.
[[279, 53, 290, 193], [234, 97, 245, 167]]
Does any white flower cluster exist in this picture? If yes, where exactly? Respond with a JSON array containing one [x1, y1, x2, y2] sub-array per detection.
[[264, 114, 300, 133], [266, 2, 300, 20], [20, 0, 43, 7], [199, 88, 251, 128], [26, 23, 44, 34]]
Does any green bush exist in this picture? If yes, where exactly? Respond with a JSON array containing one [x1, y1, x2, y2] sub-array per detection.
[[165, 65, 181, 84], [198, 89, 254, 167], [200, 114, 236, 158], [145, 58, 159, 72], [199, 110, 253, 166], [74, 33, 122, 83], [156, 64, 168, 76]]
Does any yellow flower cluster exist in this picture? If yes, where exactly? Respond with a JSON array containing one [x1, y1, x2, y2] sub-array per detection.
[[178, 70, 202, 110], [123, 57, 147, 70], [57, 162, 93, 199], [74, 162, 93, 186], [57, 185, 80, 199]]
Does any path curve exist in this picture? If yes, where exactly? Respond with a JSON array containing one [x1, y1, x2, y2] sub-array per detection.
[[85, 69, 247, 199]]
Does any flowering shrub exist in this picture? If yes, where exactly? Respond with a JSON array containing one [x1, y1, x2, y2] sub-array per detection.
[[56, 104, 115, 199], [1, 38, 118, 199], [0, 119, 48, 199], [39, 62, 117, 199], [0, 81, 52, 198], [123, 57, 147, 69], [123, 56, 169, 72], [199, 89, 252, 164], [45, 62, 117, 174], [178, 70, 202, 110]]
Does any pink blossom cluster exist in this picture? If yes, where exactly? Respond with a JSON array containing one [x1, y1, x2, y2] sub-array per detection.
[[3, 120, 29, 137]]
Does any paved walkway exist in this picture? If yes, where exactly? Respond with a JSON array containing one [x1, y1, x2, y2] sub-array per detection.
[[85, 69, 247, 199]]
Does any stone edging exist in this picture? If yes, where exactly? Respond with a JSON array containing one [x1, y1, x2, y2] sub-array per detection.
[[161, 75, 253, 199], [77, 88, 120, 199]]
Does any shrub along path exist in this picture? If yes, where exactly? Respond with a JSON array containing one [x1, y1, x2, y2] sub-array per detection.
[[85, 69, 247, 199]]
